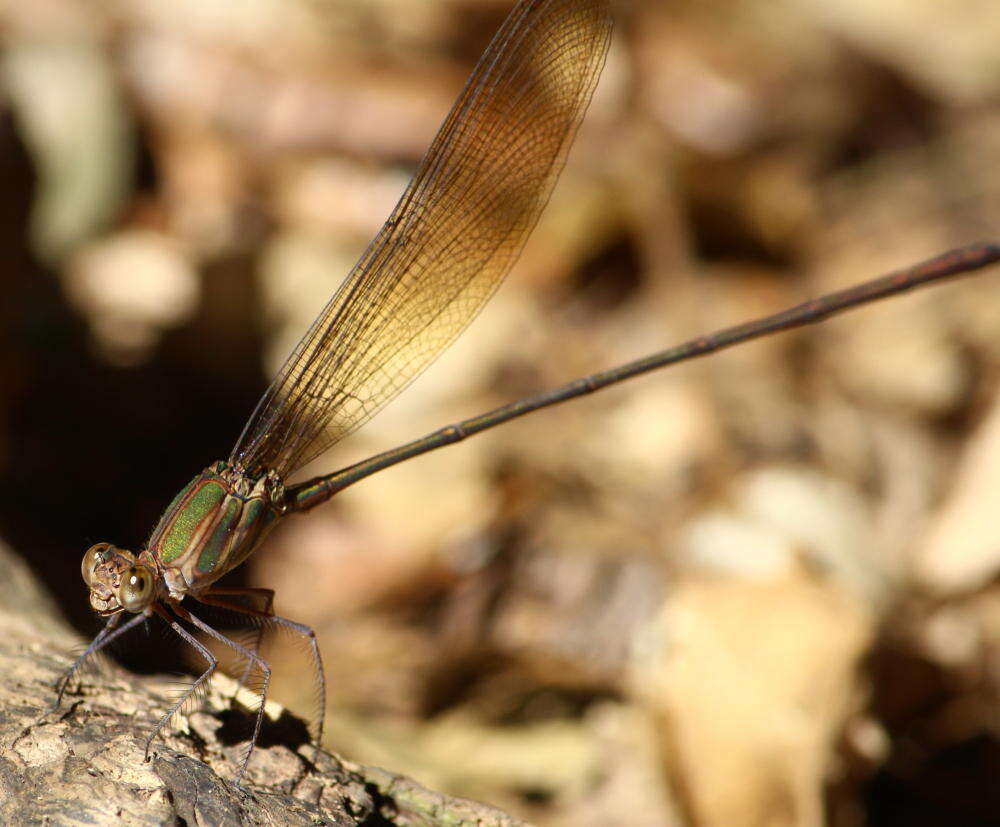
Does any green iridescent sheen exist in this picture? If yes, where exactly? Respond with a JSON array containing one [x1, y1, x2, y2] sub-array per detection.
[[160, 481, 192, 526], [197, 497, 241, 573], [237, 498, 276, 559], [244, 498, 265, 523], [158, 481, 226, 563]]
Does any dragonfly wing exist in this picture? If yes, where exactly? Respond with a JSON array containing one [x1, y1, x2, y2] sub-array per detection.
[[230, 0, 613, 479]]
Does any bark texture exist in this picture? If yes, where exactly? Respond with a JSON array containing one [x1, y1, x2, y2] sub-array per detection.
[[0, 543, 524, 826]]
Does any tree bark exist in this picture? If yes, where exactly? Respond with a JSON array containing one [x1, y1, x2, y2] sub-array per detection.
[[0, 543, 524, 826]]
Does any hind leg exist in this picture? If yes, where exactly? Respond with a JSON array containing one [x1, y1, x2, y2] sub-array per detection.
[[198, 587, 326, 743]]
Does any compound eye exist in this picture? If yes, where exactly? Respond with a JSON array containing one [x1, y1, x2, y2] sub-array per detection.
[[81, 543, 111, 587], [118, 565, 154, 612]]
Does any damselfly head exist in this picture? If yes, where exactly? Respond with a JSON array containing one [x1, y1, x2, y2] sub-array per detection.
[[81, 542, 158, 615]]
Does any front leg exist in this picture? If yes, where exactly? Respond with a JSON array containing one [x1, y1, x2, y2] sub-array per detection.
[[54, 612, 148, 706]]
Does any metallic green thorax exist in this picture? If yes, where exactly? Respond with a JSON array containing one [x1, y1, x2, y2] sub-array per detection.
[[148, 461, 282, 597]]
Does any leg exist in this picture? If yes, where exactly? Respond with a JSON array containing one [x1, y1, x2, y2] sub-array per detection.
[[54, 612, 148, 706], [199, 588, 326, 743], [147, 604, 218, 762], [170, 601, 271, 781], [203, 586, 275, 612], [200, 587, 274, 690]]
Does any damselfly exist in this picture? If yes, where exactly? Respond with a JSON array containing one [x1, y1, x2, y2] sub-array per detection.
[[56, 0, 1000, 782]]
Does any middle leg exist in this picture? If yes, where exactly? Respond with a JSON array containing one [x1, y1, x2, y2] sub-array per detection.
[[198, 587, 326, 743]]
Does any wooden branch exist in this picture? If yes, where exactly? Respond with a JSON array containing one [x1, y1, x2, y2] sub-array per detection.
[[0, 543, 523, 826]]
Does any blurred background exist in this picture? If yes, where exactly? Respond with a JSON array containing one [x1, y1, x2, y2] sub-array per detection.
[[2, 0, 1000, 824]]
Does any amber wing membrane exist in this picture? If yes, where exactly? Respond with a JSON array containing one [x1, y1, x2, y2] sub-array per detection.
[[230, 0, 613, 479]]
